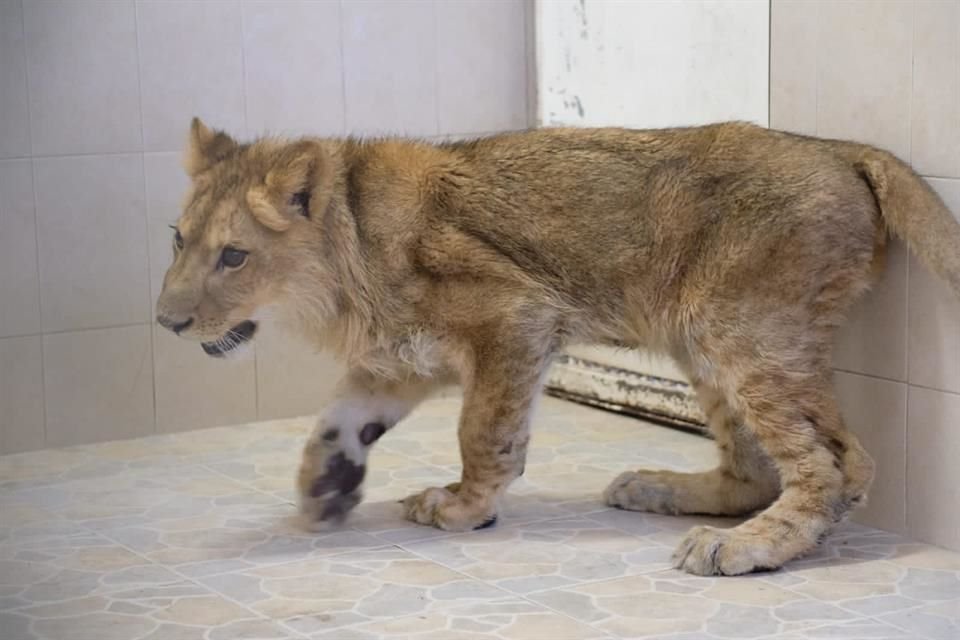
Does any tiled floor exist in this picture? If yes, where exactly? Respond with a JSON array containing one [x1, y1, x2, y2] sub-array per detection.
[[1, 396, 958, 640]]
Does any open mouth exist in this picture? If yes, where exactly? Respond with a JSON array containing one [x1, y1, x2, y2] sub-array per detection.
[[201, 320, 258, 357]]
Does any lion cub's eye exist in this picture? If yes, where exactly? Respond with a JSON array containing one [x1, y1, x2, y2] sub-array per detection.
[[170, 226, 183, 251], [219, 246, 248, 270]]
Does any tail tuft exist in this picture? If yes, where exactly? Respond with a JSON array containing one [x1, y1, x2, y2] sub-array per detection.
[[851, 147, 960, 296]]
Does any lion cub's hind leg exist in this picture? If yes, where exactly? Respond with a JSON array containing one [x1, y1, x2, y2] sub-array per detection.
[[669, 370, 874, 576], [604, 379, 781, 517]]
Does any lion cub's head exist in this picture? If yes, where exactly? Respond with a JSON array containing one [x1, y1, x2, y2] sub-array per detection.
[[155, 118, 335, 357]]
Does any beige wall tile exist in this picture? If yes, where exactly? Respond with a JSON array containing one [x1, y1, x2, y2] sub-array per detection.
[[0, 336, 45, 454], [43, 325, 154, 447], [816, 0, 913, 160], [909, 256, 960, 394], [23, 0, 141, 155], [242, 0, 344, 138], [907, 386, 960, 550], [912, 0, 960, 178], [0, 0, 31, 158], [341, 0, 437, 137], [143, 152, 190, 306], [137, 0, 246, 150], [908, 178, 960, 393], [0, 160, 40, 338], [153, 326, 257, 433], [6, 0, 532, 452], [834, 371, 907, 534], [436, 0, 528, 135], [772, 0, 960, 552], [255, 327, 342, 421], [34, 154, 150, 333], [833, 240, 908, 381], [769, 0, 819, 134]]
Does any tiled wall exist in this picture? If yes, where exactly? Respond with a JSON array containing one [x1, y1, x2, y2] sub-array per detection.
[[0, 0, 531, 454], [772, 0, 960, 550]]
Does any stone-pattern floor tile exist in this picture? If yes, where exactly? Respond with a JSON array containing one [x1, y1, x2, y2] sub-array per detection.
[[879, 597, 960, 640], [0, 530, 184, 608], [1, 396, 959, 639], [405, 517, 674, 595], [340, 600, 611, 639], [193, 545, 592, 638], [1, 580, 300, 640]]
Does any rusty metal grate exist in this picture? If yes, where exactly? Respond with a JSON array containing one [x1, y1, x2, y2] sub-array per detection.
[[545, 354, 710, 438]]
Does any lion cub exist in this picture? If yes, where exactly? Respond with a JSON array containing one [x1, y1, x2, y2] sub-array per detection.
[[156, 118, 960, 575]]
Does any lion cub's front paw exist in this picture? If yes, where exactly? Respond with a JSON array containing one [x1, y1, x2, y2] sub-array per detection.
[[296, 451, 365, 531], [296, 425, 378, 530], [401, 484, 497, 532]]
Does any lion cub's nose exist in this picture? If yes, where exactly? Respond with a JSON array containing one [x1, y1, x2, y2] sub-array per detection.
[[157, 314, 194, 335]]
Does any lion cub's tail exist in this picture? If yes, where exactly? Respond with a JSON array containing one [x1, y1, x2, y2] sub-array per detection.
[[844, 144, 960, 296]]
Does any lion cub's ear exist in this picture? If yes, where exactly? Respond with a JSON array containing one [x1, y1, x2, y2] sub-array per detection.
[[246, 141, 333, 232], [184, 117, 238, 177]]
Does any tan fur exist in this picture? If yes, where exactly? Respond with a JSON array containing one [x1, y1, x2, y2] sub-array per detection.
[[156, 119, 960, 576]]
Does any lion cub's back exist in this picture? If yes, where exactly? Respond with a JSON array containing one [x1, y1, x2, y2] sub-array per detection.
[[437, 124, 878, 296]]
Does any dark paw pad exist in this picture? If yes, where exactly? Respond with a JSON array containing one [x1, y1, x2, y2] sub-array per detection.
[[318, 491, 362, 524], [359, 422, 387, 446], [474, 515, 498, 531], [310, 452, 366, 499]]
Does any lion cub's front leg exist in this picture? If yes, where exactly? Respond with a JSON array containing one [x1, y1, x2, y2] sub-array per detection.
[[403, 341, 552, 531], [297, 371, 437, 529]]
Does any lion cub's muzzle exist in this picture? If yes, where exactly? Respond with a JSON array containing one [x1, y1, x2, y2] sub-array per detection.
[[200, 320, 258, 357]]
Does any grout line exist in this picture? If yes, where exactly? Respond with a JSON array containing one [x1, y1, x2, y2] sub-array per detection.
[[133, 1, 157, 436], [766, 0, 771, 129], [908, 1, 915, 168], [0, 149, 156, 162], [132, 0, 146, 152], [903, 304, 914, 541], [832, 367, 907, 385], [431, 0, 441, 137], [0, 126, 543, 164], [19, 0, 47, 447], [813, 0, 820, 137], [903, 0, 917, 542], [918, 173, 960, 181], [235, 3, 261, 420], [252, 342, 261, 421], [19, 0, 34, 158], [337, 0, 348, 135], [903, 231, 912, 536], [523, 0, 537, 128], [1, 321, 159, 339], [238, 0, 250, 138]]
